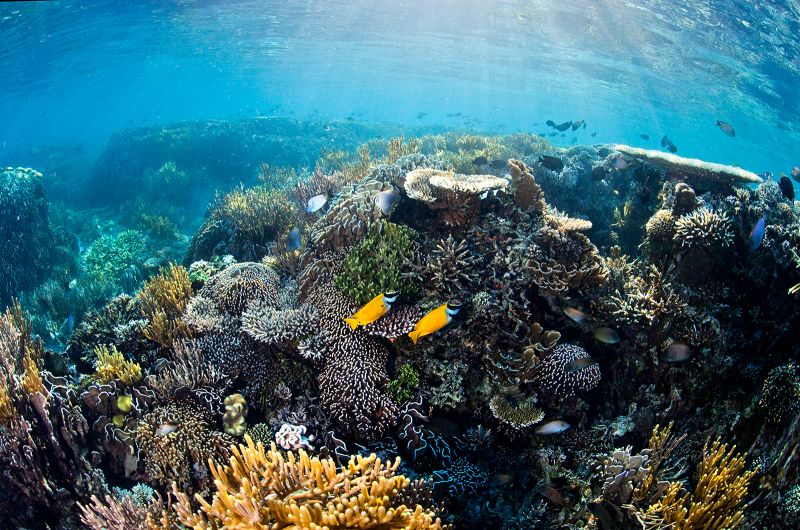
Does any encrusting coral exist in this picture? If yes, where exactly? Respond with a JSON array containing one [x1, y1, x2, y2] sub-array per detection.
[[169, 434, 448, 529]]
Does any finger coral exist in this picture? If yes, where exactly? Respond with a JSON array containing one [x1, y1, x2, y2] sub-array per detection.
[[170, 435, 448, 529], [93, 344, 142, 385], [137, 263, 193, 347], [674, 207, 733, 248]]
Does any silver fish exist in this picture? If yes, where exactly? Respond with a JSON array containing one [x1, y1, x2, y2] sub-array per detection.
[[662, 342, 691, 362], [156, 421, 180, 436], [792, 166, 800, 182], [716, 120, 735, 137], [566, 358, 597, 372], [563, 306, 586, 324], [593, 327, 621, 344], [535, 420, 571, 434], [287, 227, 302, 251], [374, 190, 399, 215], [306, 194, 327, 213], [612, 157, 632, 170]]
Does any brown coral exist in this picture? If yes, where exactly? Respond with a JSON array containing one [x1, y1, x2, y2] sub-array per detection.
[[170, 435, 447, 529], [508, 159, 546, 213], [674, 207, 733, 249], [138, 263, 193, 347]]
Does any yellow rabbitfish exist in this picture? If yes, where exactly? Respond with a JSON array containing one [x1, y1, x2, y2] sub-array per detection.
[[408, 301, 461, 344], [344, 291, 399, 330]]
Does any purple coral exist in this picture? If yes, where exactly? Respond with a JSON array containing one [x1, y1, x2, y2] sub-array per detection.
[[534, 343, 601, 398]]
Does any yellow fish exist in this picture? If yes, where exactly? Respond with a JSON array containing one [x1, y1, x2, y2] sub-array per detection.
[[408, 301, 461, 344], [344, 291, 399, 330]]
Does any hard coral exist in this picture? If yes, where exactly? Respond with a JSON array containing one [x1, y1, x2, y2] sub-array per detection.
[[92, 344, 142, 386], [214, 186, 297, 247], [406, 235, 479, 296], [171, 435, 448, 529], [508, 158, 547, 213], [489, 394, 545, 430], [137, 263, 193, 347], [674, 207, 733, 248], [534, 343, 601, 398]]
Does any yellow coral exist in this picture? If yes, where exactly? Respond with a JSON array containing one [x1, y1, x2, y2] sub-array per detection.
[[93, 344, 142, 385], [21, 353, 45, 395], [138, 264, 193, 347], [171, 435, 448, 530], [217, 187, 298, 243], [646, 439, 755, 529], [386, 136, 421, 165]]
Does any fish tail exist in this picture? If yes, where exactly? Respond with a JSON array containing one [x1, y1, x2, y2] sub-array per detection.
[[408, 330, 421, 344], [344, 318, 358, 330]]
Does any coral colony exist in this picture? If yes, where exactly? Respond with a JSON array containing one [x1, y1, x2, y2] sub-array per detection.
[[2, 127, 800, 529]]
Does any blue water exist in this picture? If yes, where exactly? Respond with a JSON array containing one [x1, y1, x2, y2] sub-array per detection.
[[1, 0, 798, 175]]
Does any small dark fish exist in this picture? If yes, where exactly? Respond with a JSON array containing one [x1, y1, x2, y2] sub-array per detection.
[[489, 159, 507, 169], [306, 194, 327, 213], [716, 119, 735, 137], [554, 121, 573, 131], [593, 327, 621, 344], [374, 190, 400, 214], [588, 502, 615, 530], [287, 227, 302, 251], [566, 358, 597, 372], [591, 132, 597, 137], [792, 166, 800, 182], [545, 120, 555, 127], [535, 420, 571, 434], [538, 155, 564, 172], [416, 112, 427, 119], [548, 132, 559, 137], [472, 155, 488, 166], [571, 120, 585, 131], [563, 306, 586, 324], [639, 133, 650, 140], [536, 484, 568, 507], [749, 215, 766, 252], [486, 473, 514, 487], [662, 342, 691, 362], [661, 135, 678, 153], [779, 175, 795, 201]]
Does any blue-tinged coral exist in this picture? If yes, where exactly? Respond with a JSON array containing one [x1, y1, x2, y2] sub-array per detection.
[[83, 229, 147, 291]]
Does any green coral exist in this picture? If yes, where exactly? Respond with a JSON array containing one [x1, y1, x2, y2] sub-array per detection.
[[334, 221, 418, 305], [83, 230, 146, 288], [388, 364, 420, 404]]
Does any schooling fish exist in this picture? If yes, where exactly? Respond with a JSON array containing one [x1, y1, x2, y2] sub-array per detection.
[[662, 342, 692, 363], [489, 159, 507, 169], [593, 327, 621, 344], [374, 189, 399, 215], [546, 120, 556, 127], [749, 215, 767, 252], [640, 133, 650, 140], [661, 135, 678, 153], [538, 155, 565, 172], [563, 306, 587, 324], [566, 357, 597, 373], [408, 301, 461, 344], [287, 227, 302, 251], [306, 194, 327, 213], [779, 175, 795, 201], [716, 120, 736, 137], [472, 155, 488, 166], [792, 166, 800, 182], [554, 121, 573, 132], [571, 119, 585, 131], [591, 132, 597, 137], [535, 420, 571, 434], [345, 291, 399, 330], [157, 421, 180, 436]]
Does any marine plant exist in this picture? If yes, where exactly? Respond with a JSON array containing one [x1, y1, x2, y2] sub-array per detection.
[[389, 363, 420, 404], [169, 434, 448, 529], [334, 221, 418, 305]]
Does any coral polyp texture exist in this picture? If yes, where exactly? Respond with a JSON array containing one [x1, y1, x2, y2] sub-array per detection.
[[2, 127, 799, 528]]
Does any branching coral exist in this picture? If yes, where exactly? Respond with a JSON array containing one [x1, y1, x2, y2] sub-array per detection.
[[170, 435, 448, 529], [137, 263, 193, 347], [489, 394, 545, 430], [213, 186, 298, 246], [334, 221, 418, 305], [92, 344, 142, 386], [645, 439, 755, 529], [406, 235, 479, 295], [404, 168, 507, 226], [508, 158, 547, 213], [83, 229, 146, 289], [674, 207, 733, 248]]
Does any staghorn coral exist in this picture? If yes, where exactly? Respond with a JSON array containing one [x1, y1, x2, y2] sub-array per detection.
[[534, 343, 601, 399], [674, 207, 733, 248], [170, 435, 448, 529], [404, 168, 507, 226], [137, 263, 193, 347], [92, 344, 142, 386], [135, 400, 234, 492], [406, 235, 479, 295], [489, 394, 545, 430], [334, 221, 418, 305], [645, 439, 755, 529]]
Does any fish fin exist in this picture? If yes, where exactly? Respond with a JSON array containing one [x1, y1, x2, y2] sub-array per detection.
[[408, 330, 421, 344], [344, 318, 359, 330]]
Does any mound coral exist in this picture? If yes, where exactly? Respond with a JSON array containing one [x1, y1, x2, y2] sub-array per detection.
[[194, 261, 280, 317], [404, 168, 507, 226], [170, 435, 447, 529], [759, 363, 800, 424], [534, 343, 601, 398], [674, 207, 733, 248], [334, 221, 418, 305]]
